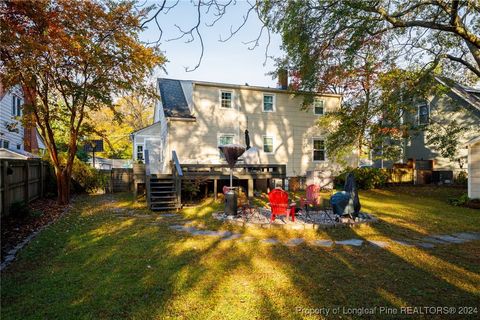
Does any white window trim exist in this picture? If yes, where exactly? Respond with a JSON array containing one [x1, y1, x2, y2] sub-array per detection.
[[219, 89, 234, 109], [417, 103, 430, 125], [262, 93, 276, 112], [312, 137, 327, 162], [263, 135, 275, 154], [217, 133, 236, 146], [218, 133, 236, 158], [135, 142, 144, 161], [313, 98, 325, 116]]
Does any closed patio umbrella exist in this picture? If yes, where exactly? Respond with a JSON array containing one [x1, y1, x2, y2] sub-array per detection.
[[218, 144, 246, 187]]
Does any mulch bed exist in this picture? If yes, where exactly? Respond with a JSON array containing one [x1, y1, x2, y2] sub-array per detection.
[[1, 198, 69, 263], [465, 199, 480, 209]]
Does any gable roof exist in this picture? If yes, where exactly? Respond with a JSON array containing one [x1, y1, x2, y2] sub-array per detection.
[[435, 77, 480, 113], [158, 78, 195, 119], [0, 148, 40, 160], [157, 77, 343, 120]]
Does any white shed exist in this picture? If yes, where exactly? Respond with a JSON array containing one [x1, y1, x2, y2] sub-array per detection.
[[467, 136, 480, 199]]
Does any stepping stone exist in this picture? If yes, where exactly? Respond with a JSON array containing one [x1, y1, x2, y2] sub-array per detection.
[[335, 239, 363, 246], [368, 240, 389, 248], [392, 240, 414, 247], [285, 238, 305, 246], [422, 236, 449, 244], [431, 235, 467, 244], [133, 214, 152, 218], [221, 233, 242, 241], [261, 238, 279, 245], [161, 214, 179, 217], [417, 242, 435, 249], [451, 232, 480, 241], [169, 225, 197, 233], [169, 225, 186, 231], [311, 239, 334, 247], [191, 230, 217, 236]]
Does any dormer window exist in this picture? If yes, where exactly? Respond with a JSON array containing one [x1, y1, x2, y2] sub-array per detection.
[[418, 104, 429, 125], [313, 98, 324, 115], [220, 90, 233, 108], [263, 94, 275, 112]]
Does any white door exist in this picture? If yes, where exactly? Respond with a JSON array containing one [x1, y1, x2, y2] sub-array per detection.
[[145, 138, 162, 174]]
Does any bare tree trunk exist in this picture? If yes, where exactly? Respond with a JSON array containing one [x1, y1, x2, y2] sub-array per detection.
[[55, 167, 70, 205]]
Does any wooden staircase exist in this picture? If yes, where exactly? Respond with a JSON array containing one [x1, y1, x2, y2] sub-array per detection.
[[147, 175, 180, 211]]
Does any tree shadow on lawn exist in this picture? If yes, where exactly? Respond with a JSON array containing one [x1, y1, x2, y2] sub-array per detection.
[[292, 219, 480, 313], [1, 194, 292, 319], [1, 193, 479, 319]]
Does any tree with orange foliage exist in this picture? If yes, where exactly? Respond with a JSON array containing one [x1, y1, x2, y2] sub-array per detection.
[[0, 0, 164, 204]]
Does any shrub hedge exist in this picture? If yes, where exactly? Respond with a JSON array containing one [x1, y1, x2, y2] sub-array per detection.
[[334, 167, 389, 190]]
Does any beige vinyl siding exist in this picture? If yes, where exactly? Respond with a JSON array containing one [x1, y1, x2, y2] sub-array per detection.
[[166, 83, 352, 176], [468, 141, 480, 199]]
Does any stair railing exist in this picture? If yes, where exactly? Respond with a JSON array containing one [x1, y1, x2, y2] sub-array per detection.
[[171, 150, 183, 207], [145, 149, 151, 209]]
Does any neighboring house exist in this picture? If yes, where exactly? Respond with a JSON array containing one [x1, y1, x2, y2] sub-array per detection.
[[466, 136, 480, 199], [375, 77, 480, 177], [86, 157, 133, 170], [132, 77, 347, 178], [0, 84, 46, 158]]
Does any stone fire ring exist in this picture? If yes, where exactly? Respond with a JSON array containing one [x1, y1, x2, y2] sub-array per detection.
[[212, 208, 378, 230]]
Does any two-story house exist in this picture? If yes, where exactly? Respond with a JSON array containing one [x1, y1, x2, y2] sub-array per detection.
[[131, 77, 348, 209], [0, 84, 45, 159], [374, 77, 479, 182]]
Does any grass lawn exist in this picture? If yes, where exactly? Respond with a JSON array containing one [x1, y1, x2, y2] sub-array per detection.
[[1, 186, 479, 319]]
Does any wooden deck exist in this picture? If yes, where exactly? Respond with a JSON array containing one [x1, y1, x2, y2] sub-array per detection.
[[175, 163, 287, 200], [139, 150, 287, 209]]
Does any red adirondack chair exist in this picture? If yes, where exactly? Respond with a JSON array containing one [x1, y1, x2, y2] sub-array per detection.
[[300, 184, 321, 208], [268, 188, 295, 222]]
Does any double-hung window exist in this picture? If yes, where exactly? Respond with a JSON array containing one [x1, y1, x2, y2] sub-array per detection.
[[136, 144, 144, 161], [218, 134, 235, 158], [220, 90, 233, 109], [263, 94, 275, 112], [313, 139, 326, 161], [418, 104, 429, 125], [263, 136, 274, 153], [313, 98, 324, 115]]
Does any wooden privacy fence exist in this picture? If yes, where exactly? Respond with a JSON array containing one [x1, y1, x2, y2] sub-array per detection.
[[385, 168, 414, 184], [101, 168, 133, 193], [1, 159, 52, 216]]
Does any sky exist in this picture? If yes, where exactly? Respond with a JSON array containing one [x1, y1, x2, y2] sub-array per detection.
[[140, 1, 284, 87]]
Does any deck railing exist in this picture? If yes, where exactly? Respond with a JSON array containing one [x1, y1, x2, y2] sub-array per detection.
[[178, 163, 286, 178], [144, 149, 151, 209], [171, 151, 183, 205]]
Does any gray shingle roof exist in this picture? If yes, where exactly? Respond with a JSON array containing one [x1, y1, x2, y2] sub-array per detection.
[[158, 78, 194, 118], [435, 77, 480, 112]]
